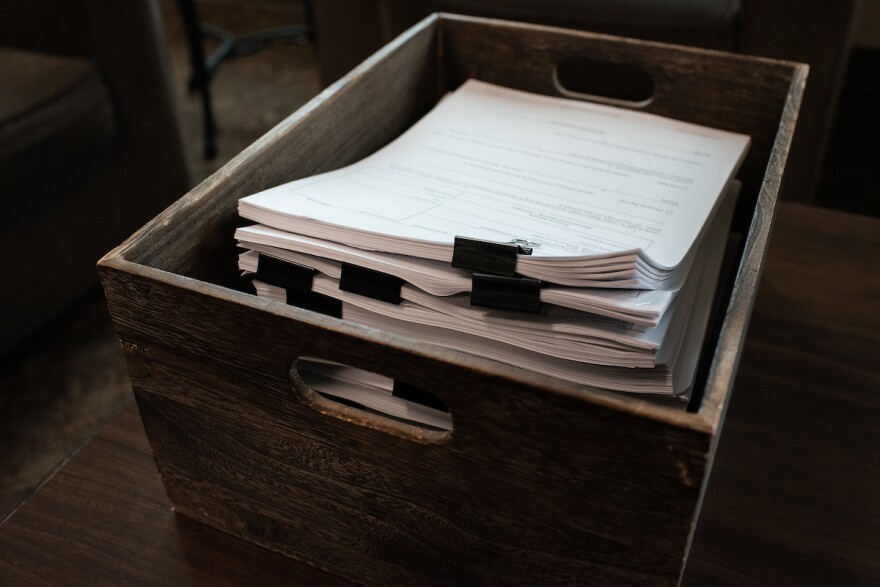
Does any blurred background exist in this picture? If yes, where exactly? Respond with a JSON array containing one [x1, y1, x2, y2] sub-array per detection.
[[1, 0, 877, 522]]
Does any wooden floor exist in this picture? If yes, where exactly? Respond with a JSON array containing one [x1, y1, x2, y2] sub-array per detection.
[[0, 0, 877, 525], [0, 294, 131, 521]]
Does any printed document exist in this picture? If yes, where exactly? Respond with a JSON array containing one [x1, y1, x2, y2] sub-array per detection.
[[240, 79, 749, 286]]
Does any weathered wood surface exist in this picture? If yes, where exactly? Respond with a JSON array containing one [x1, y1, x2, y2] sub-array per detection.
[[93, 14, 805, 586], [2, 203, 876, 586], [100, 262, 709, 586]]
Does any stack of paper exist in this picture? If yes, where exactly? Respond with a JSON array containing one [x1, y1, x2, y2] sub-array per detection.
[[235, 80, 749, 406], [295, 357, 454, 431]]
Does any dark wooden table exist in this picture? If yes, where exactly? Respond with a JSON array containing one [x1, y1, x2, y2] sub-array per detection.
[[1, 202, 877, 586]]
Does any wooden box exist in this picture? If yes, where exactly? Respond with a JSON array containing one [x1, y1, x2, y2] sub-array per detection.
[[99, 14, 805, 586]]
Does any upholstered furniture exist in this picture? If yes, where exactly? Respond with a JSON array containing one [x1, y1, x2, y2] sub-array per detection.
[[0, 0, 189, 354], [310, 0, 858, 205]]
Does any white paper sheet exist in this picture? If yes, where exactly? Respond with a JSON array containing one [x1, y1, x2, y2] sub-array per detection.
[[235, 231, 675, 326], [240, 79, 749, 286], [295, 358, 453, 430]]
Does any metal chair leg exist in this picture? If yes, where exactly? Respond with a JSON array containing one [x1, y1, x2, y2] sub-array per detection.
[[175, 0, 313, 160]]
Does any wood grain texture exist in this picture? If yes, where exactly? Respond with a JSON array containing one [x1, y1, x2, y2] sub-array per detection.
[[100, 263, 709, 586], [0, 204, 880, 587], [0, 406, 348, 587], [3, 204, 875, 585], [95, 14, 806, 586]]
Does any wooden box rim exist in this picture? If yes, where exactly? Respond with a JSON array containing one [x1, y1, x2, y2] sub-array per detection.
[[99, 13, 807, 439]]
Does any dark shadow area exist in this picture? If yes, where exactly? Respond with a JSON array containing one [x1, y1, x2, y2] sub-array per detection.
[[0, 289, 131, 521], [817, 47, 880, 217]]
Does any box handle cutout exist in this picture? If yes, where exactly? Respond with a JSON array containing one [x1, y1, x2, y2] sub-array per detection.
[[554, 57, 654, 107], [290, 356, 453, 444]]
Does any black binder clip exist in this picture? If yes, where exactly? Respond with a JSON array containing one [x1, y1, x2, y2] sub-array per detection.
[[285, 289, 342, 318], [451, 236, 532, 277], [255, 254, 316, 292], [254, 254, 341, 318], [339, 263, 404, 305], [471, 273, 542, 313]]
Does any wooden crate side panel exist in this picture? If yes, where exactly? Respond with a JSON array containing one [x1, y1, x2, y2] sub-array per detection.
[[110, 16, 441, 284], [137, 393, 692, 586], [698, 62, 807, 430], [102, 265, 711, 586]]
